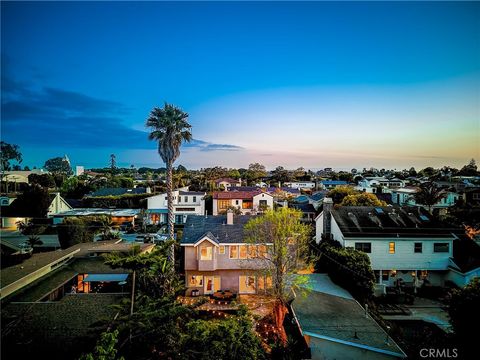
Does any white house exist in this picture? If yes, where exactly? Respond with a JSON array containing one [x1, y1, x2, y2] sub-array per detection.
[[315, 199, 458, 294], [212, 190, 273, 215], [284, 182, 316, 190], [147, 189, 206, 225], [356, 177, 405, 194], [391, 187, 460, 214], [215, 178, 242, 189]]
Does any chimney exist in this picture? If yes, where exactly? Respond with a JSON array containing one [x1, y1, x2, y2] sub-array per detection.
[[226, 209, 234, 225], [323, 197, 333, 240]]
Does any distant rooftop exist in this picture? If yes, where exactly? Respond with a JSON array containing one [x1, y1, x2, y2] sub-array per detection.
[[87, 187, 147, 197], [53, 208, 141, 217]]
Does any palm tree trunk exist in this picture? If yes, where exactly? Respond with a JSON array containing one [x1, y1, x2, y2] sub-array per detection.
[[130, 270, 136, 315], [167, 161, 175, 264]]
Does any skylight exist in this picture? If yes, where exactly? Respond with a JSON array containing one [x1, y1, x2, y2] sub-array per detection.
[[374, 207, 384, 214]]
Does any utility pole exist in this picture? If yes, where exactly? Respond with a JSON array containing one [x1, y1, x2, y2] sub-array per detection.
[[110, 154, 116, 175]]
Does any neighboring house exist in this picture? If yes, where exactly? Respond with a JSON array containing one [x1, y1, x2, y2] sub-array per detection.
[[147, 190, 206, 225], [315, 199, 458, 294], [319, 180, 348, 190], [181, 212, 270, 296], [463, 187, 480, 205], [212, 190, 273, 215], [86, 187, 150, 197], [284, 182, 316, 190], [1, 169, 48, 185], [445, 237, 480, 287], [391, 187, 460, 213], [309, 191, 327, 210], [290, 203, 317, 223], [215, 177, 242, 189], [357, 177, 405, 194], [52, 208, 140, 225], [1, 193, 72, 229], [292, 274, 406, 360], [266, 187, 301, 198]]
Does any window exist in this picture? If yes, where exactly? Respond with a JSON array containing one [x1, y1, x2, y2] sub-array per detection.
[[218, 200, 230, 209], [175, 215, 184, 224], [193, 196, 197, 202], [189, 275, 203, 287], [200, 246, 212, 260], [414, 243, 423, 253], [257, 245, 267, 258], [236, 200, 239, 205], [242, 200, 253, 209], [382, 272, 389, 281], [229, 245, 238, 259], [355, 242, 371, 253], [434, 243, 449, 253], [259, 200, 267, 206], [389, 242, 395, 254], [239, 245, 248, 259], [185, 196, 188, 202], [178, 196, 181, 203], [219, 245, 225, 254], [248, 245, 257, 258], [239, 275, 256, 293]]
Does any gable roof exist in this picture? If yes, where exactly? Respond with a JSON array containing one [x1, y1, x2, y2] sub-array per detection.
[[181, 215, 255, 244], [87, 187, 147, 197], [330, 206, 457, 238], [213, 190, 272, 200]]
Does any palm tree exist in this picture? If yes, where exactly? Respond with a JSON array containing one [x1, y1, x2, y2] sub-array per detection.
[[146, 103, 192, 264], [413, 181, 447, 214]]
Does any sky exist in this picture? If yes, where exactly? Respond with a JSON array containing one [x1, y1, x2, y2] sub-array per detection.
[[1, 1, 479, 171]]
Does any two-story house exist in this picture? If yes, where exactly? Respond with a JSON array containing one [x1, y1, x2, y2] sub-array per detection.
[[316, 198, 458, 294], [212, 190, 273, 215], [147, 189, 206, 225], [181, 211, 271, 295], [391, 187, 460, 215], [215, 177, 242, 189]]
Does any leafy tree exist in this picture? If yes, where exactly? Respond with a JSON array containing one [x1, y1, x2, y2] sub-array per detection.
[[79, 329, 125, 360], [244, 207, 312, 343], [0, 141, 22, 171], [271, 166, 292, 184], [146, 103, 192, 263], [418, 166, 438, 179], [315, 241, 375, 302], [413, 181, 447, 214], [292, 167, 306, 180], [44, 156, 73, 176], [179, 310, 265, 360], [458, 158, 479, 176], [57, 216, 97, 248], [176, 164, 188, 173], [228, 168, 241, 179], [9, 184, 51, 218], [447, 278, 480, 356], [327, 185, 359, 204], [28, 173, 56, 188], [340, 193, 387, 206], [245, 163, 267, 184]]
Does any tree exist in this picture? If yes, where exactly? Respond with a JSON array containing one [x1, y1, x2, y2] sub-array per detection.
[[0, 141, 22, 171], [27, 235, 43, 248], [244, 207, 312, 343], [315, 241, 375, 302], [413, 181, 447, 214], [146, 103, 192, 264], [245, 163, 267, 184], [28, 173, 56, 188], [79, 329, 125, 360], [228, 168, 241, 179], [447, 278, 480, 356], [9, 184, 51, 218], [340, 193, 387, 206], [57, 217, 97, 248], [459, 158, 479, 176], [271, 166, 292, 185], [327, 185, 359, 204], [44, 156, 73, 184]]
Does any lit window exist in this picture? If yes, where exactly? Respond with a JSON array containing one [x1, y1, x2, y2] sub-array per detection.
[[218, 200, 230, 209], [389, 242, 395, 254], [200, 246, 212, 260], [248, 245, 257, 258], [257, 245, 267, 258], [189, 275, 203, 287], [219, 245, 225, 254], [239, 245, 248, 259], [229, 245, 238, 259], [239, 275, 256, 293]]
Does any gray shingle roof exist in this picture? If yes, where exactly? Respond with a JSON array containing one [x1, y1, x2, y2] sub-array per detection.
[[331, 206, 457, 238], [181, 215, 255, 244]]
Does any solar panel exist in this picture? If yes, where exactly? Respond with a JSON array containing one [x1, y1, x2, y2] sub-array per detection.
[[419, 215, 429, 221]]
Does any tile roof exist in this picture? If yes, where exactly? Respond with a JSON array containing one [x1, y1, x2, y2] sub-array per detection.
[[181, 215, 255, 244], [213, 190, 271, 199], [215, 177, 241, 184], [178, 191, 206, 196], [331, 206, 457, 238]]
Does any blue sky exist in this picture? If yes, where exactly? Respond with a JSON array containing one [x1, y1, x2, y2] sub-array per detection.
[[1, 1, 479, 170]]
